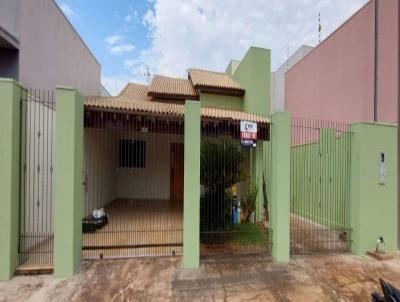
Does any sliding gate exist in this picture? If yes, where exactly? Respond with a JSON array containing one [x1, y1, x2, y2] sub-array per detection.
[[290, 116, 352, 255], [83, 110, 184, 259]]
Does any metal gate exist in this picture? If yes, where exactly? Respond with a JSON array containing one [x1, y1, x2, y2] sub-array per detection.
[[200, 115, 271, 257], [19, 89, 55, 268], [83, 109, 184, 259], [290, 116, 352, 255]]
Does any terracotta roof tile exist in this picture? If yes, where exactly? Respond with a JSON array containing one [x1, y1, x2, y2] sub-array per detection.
[[148, 75, 198, 99], [85, 96, 268, 124], [118, 83, 150, 100], [86, 96, 183, 116], [188, 68, 244, 94]]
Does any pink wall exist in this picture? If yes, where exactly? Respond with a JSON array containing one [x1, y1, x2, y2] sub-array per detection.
[[378, 0, 398, 123], [285, 0, 398, 124]]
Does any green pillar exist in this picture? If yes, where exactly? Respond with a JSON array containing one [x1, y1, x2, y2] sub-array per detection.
[[253, 143, 265, 222], [350, 122, 397, 255], [54, 86, 84, 277], [0, 79, 23, 280], [183, 100, 200, 268], [270, 112, 290, 262]]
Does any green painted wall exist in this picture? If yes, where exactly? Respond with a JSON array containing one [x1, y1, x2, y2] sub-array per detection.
[[199, 93, 243, 111], [0, 79, 23, 280], [270, 112, 290, 262], [290, 130, 351, 230], [183, 100, 201, 268], [225, 60, 241, 76], [350, 122, 397, 255], [232, 47, 271, 117], [54, 86, 84, 277]]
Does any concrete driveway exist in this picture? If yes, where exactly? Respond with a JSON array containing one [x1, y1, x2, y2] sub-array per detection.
[[1, 254, 400, 301]]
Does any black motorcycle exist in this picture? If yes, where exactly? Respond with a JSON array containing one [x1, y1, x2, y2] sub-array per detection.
[[372, 279, 400, 302]]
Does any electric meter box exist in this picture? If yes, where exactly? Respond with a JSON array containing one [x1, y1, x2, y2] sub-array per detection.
[[379, 151, 387, 185]]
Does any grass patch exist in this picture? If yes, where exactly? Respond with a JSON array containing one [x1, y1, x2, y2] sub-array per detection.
[[231, 223, 268, 246]]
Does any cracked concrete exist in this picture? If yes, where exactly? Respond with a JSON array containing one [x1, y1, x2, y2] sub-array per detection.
[[1, 254, 400, 301]]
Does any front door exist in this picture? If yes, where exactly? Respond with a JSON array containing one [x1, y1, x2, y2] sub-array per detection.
[[170, 143, 184, 204]]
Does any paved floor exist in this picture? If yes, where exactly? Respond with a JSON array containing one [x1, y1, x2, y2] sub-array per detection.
[[290, 214, 349, 255], [1, 253, 400, 302], [83, 199, 183, 259]]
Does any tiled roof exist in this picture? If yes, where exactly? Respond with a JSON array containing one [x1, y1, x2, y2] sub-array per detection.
[[188, 68, 244, 94], [86, 96, 183, 117], [119, 83, 149, 100], [85, 96, 269, 124], [148, 75, 199, 100]]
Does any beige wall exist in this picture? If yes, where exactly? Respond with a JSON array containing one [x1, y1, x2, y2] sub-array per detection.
[[116, 132, 183, 200], [18, 0, 100, 95], [84, 128, 116, 216], [84, 129, 184, 210]]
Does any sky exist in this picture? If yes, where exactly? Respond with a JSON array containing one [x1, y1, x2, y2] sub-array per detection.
[[56, 0, 369, 96]]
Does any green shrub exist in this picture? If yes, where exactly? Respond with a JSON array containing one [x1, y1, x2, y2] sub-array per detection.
[[200, 139, 246, 244]]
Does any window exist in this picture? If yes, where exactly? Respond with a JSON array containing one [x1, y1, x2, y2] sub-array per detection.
[[119, 140, 146, 168]]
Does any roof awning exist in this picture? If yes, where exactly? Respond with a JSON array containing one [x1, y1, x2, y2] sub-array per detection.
[[85, 96, 269, 124]]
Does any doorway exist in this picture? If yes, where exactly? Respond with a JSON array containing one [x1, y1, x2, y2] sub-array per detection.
[[170, 143, 184, 205]]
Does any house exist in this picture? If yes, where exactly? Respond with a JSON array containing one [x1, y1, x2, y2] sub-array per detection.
[[0, 0, 101, 95], [285, 0, 398, 123], [82, 46, 272, 259], [1, 0, 101, 270]]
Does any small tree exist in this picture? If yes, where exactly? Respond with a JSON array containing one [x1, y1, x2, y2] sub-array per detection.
[[200, 139, 246, 244], [241, 181, 258, 222]]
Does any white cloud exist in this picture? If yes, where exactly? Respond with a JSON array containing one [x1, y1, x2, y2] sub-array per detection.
[[105, 35, 123, 46], [105, 35, 135, 55], [58, 2, 76, 18], [102, 75, 132, 96], [135, 0, 368, 76], [124, 59, 137, 68], [110, 43, 136, 54], [125, 15, 133, 22]]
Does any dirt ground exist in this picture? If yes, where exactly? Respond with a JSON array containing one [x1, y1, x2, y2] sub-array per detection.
[[1, 253, 400, 302]]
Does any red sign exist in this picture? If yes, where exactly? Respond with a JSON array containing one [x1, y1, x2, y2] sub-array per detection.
[[240, 132, 257, 140]]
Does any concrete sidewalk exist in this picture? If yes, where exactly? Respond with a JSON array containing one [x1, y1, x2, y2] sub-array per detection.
[[1, 254, 400, 301]]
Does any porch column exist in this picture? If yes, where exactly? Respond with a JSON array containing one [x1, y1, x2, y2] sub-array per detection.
[[54, 86, 84, 277], [270, 112, 290, 262], [350, 122, 397, 255], [183, 100, 200, 268], [0, 79, 24, 280]]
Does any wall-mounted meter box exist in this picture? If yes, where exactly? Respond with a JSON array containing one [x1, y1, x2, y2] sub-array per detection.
[[379, 152, 387, 185]]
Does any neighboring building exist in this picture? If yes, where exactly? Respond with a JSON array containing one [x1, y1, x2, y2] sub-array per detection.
[[271, 45, 313, 113], [285, 0, 398, 123], [0, 0, 100, 95]]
